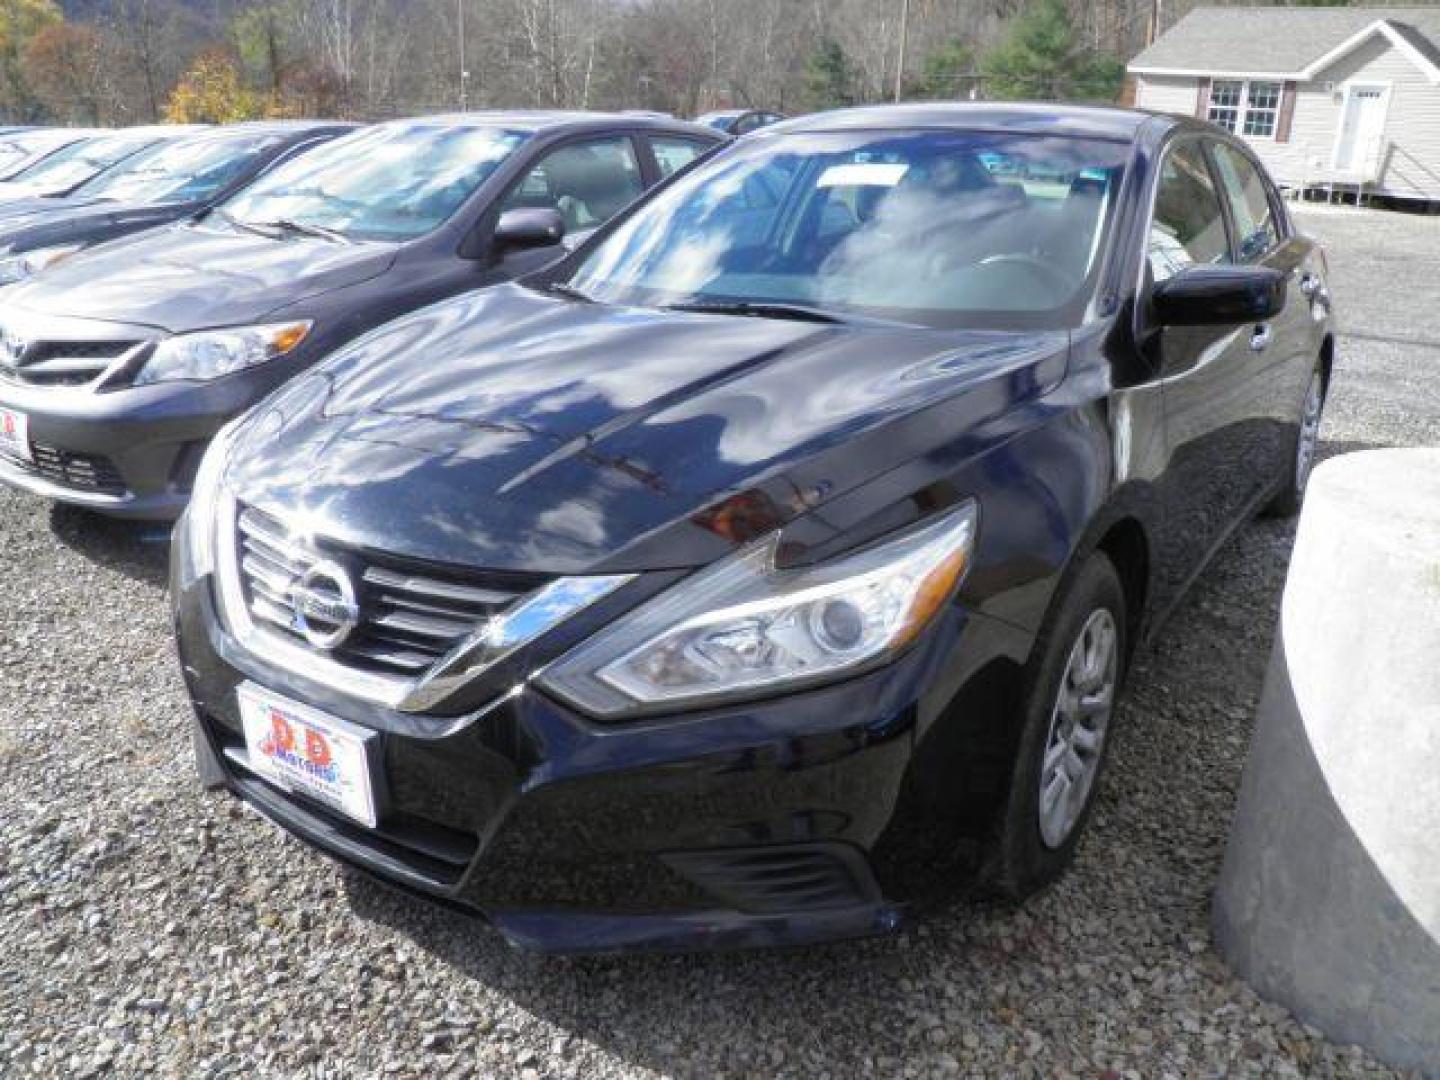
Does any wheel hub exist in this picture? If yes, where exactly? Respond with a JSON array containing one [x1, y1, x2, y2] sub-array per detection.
[[1038, 608, 1118, 849]]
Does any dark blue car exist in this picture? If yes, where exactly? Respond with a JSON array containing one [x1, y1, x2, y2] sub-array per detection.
[[170, 104, 1334, 952]]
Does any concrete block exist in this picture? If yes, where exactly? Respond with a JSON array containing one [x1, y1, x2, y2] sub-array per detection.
[[1213, 449, 1440, 1076]]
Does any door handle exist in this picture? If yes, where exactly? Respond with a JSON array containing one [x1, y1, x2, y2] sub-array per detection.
[[1249, 324, 1272, 352]]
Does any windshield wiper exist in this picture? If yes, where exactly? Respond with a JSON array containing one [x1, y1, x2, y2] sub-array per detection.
[[255, 218, 352, 244], [544, 281, 595, 303], [210, 207, 277, 238], [661, 299, 851, 325]]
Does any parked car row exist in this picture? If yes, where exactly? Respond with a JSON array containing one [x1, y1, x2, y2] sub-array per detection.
[[0, 104, 1333, 954]]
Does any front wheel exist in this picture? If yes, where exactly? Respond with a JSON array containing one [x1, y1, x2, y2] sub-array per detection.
[[1265, 367, 1325, 517], [984, 552, 1126, 900]]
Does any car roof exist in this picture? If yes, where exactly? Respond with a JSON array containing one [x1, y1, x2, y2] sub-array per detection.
[[370, 110, 721, 139], [108, 124, 209, 138], [773, 102, 1162, 141], [224, 119, 360, 135], [168, 121, 356, 144]]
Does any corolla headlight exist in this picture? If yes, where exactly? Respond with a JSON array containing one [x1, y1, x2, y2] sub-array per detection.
[[538, 501, 978, 717], [0, 243, 83, 284], [179, 416, 244, 582], [134, 321, 311, 385]]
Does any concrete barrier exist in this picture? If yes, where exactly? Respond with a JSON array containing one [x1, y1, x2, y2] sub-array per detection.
[[1213, 449, 1440, 1076]]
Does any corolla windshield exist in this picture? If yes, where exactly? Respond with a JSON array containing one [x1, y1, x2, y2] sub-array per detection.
[[2, 133, 156, 191], [76, 133, 285, 205], [0, 132, 66, 175], [567, 130, 1131, 329], [219, 124, 527, 241]]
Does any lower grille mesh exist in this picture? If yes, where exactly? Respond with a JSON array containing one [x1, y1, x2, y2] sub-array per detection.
[[663, 844, 882, 913], [1, 442, 125, 495]]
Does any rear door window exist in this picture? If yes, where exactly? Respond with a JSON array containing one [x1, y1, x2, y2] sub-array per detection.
[[651, 136, 710, 179], [1148, 142, 1232, 282]]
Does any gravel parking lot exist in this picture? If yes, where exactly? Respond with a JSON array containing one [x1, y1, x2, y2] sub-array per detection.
[[2, 205, 1437, 1079]]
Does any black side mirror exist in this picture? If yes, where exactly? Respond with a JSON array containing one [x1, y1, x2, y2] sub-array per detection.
[[493, 207, 565, 254], [1152, 264, 1286, 326]]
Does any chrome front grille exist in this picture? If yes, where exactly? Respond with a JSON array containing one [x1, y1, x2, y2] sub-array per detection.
[[234, 505, 534, 679], [0, 337, 143, 387]]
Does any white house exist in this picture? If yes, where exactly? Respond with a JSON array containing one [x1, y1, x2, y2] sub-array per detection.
[[1129, 6, 1440, 203]]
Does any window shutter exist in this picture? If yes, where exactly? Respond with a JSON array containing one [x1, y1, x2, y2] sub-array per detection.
[[1276, 81, 1297, 142], [1196, 77, 1212, 119]]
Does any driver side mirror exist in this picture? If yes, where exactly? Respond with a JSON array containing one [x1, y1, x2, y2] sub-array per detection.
[[1152, 264, 1286, 326], [493, 207, 566, 254]]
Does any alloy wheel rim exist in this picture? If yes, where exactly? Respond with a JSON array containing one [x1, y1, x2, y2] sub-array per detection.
[[1296, 374, 1324, 494], [1038, 608, 1118, 849]]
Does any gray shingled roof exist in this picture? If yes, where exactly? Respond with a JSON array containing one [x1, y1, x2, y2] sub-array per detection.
[[1130, 6, 1440, 77]]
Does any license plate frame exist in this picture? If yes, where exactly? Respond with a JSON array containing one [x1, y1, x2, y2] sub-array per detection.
[[238, 683, 377, 828], [0, 406, 30, 462]]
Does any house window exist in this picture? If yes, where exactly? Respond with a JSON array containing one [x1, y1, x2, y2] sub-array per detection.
[[1208, 80, 1242, 132], [1208, 80, 1282, 139], [1242, 82, 1281, 137]]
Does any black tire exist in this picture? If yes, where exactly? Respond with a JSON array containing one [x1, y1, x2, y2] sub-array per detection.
[[1265, 365, 1325, 518], [983, 551, 1127, 901]]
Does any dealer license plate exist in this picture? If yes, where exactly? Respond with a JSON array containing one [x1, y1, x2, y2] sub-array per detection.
[[0, 406, 29, 462], [238, 683, 377, 828]]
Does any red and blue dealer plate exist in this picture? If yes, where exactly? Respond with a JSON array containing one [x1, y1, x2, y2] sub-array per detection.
[[238, 683, 377, 828]]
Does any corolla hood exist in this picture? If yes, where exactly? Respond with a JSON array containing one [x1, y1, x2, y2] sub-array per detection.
[[0, 199, 177, 250], [226, 284, 1069, 574], [9, 219, 395, 330], [0, 193, 110, 226]]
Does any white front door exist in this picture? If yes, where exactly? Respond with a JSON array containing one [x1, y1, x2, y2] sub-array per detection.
[[1333, 85, 1388, 175]]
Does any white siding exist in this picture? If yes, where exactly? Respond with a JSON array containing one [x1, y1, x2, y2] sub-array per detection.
[[1130, 31, 1440, 200], [1134, 75, 1202, 117]]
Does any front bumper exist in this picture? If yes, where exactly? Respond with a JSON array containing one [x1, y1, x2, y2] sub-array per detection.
[[0, 370, 277, 519], [173, 544, 1021, 953]]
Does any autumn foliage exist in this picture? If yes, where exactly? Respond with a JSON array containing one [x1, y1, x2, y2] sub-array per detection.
[[164, 48, 266, 124]]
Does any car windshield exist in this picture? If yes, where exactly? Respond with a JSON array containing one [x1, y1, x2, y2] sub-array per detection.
[[4, 133, 160, 191], [220, 123, 527, 242], [75, 132, 284, 204], [0, 132, 73, 175], [568, 129, 1130, 329]]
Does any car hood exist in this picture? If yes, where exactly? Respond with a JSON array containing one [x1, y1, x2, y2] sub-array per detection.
[[0, 199, 186, 249], [228, 284, 1069, 574], [9, 219, 396, 331], [0, 193, 111, 226]]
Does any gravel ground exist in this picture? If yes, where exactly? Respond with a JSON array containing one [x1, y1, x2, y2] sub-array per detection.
[[2, 205, 1437, 1079]]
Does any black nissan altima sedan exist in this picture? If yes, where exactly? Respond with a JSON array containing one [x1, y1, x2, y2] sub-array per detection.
[[0, 112, 721, 517], [171, 104, 1334, 953]]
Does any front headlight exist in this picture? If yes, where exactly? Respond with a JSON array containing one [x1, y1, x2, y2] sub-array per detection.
[[0, 243, 83, 284], [180, 416, 244, 581], [538, 501, 978, 718], [134, 321, 311, 386]]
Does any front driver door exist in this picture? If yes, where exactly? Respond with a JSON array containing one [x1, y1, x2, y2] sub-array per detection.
[[495, 134, 646, 263], [1143, 137, 1269, 613]]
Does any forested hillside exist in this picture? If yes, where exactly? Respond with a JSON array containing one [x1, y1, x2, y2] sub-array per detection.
[[0, 0, 1376, 124]]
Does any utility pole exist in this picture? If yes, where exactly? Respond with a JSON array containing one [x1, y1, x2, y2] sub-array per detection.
[[1147, 0, 1163, 46], [894, 0, 911, 102], [458, 0, 470, 110]]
